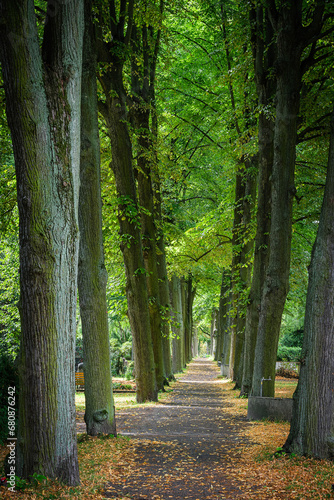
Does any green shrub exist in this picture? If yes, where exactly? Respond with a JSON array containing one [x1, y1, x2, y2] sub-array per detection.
[[110, 338, 132, 376], [277, 327, 303, 361], [277, 345, 301, 361], [125, 361, 134, 380], [281, 328, 304, 348]]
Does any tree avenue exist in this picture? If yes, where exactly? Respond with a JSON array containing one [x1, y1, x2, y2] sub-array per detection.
[[0, 0, 334, 484]]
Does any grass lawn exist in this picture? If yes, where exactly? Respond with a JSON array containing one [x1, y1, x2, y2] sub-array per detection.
[[75, 377, 141, 411], [275, 377, 298, 398], [76, 391, 139, 411], [75, 376, 297, 414]]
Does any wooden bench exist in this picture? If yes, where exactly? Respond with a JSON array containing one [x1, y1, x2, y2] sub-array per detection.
[[75, 372, 84, 391]]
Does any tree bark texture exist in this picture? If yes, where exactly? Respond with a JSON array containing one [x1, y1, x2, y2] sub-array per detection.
[[252, 2, 304, 397], [151, 66, 173, 380], [241, 5, 275, 397], [183, 278, 193, 363], [192, 327, 199, 357], [187, 278, 196, 363], [180, 278, 187, 368], [284, 110, 334, 460], [235, 160, 256, 387], [218, 274, 232, 377], [241, 118, 272, 395], [229, 171, 243, 381], [214, 309, 221, 362], [78, 0, 116, 436], [215, 272, 231, 363], [151, 62, 173, 379], [101, 72, 157, 402], [0, 0, 83, 484]]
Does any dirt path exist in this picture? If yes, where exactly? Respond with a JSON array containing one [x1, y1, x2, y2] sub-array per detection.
[[104, 358, 260, 500]]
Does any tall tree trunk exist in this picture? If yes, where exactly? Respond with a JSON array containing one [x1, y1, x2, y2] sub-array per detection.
[[252, 2, 304, 397], [215, 273, 231, 365], [229, 169, 244, 381], [180, 278, 187, 367], [214, 274, 227, 363], [101, 67, 157, 402], [222, 295, 233, 377], [235, 160, 256, 387], [184, 276, 195, 363], [240, 118, 273, 395], [150, 20, 172, 380], [241, 6, 275, 397], [222, 3, 256, 385], [170, 275, 184, 373], [154, 177, 173, 380], [0, 0, 83, 484], [216, 272, 232, 375], [284, 110, 334, 460], [160, 273, 173, 380], [78, 0, 116, 436], [133, 105, 165, 390], [130, 14, 166, 390], [229, 158, 256, 384], [210, 309, 218, 358], [192, 327, 199, 357]]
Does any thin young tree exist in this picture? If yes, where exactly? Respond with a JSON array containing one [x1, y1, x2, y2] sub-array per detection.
[[218, 4, 257, 385], [153, 172, 173, 380]]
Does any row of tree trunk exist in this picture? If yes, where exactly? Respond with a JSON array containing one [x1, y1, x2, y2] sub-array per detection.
[[170, 275, 196, 373], [214, 0, 334, 460]]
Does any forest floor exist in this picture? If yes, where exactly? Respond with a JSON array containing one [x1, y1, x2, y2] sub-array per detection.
[[1, 358, 333, 499]]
